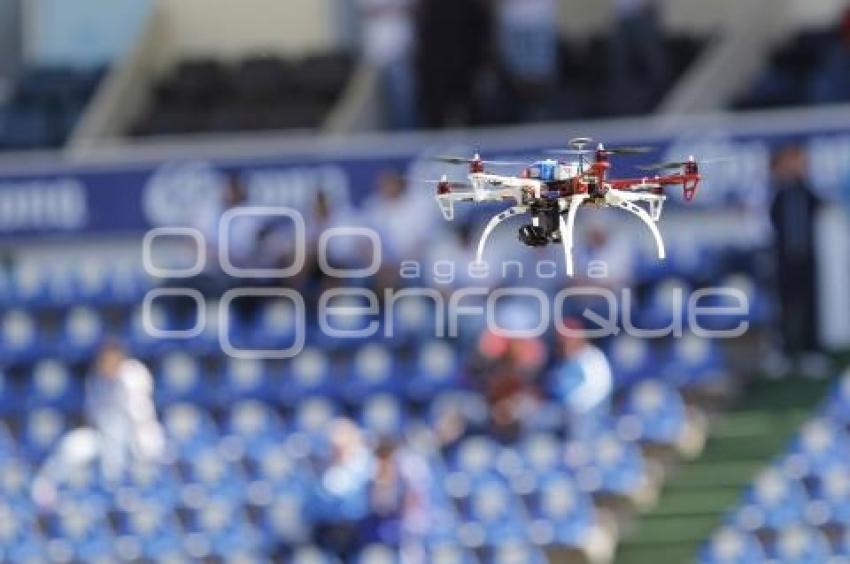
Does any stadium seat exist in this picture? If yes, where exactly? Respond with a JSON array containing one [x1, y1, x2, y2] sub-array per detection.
[[458, 476, 528, 548], [768, 524, 831, 563], [617, 379, 688, 447], [224, 400, 287, 461], [26, 359, 82, 412], [163, 403, 220, 458], [155, 352, 212, 406], [358, 393, 405, 438], [698, 527, 767, 564], [665, 332, 725, 390], [21, 407, 66, 459], [112, 500, 186, 561], [1, 309, 38, 362], [733, 469, 808, 531], [606, 334, 657, 388], [343, 344, 399, 403], [280, 347, 333, 406], [42, 499, 116, 562], [62, 307, 104, 359], [406, 340, 460, 402], [564, 433, 647, 500], [524, 473, 596, 548]]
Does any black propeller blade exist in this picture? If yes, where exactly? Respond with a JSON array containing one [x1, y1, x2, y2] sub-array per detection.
[[432, 155, 526, 167]]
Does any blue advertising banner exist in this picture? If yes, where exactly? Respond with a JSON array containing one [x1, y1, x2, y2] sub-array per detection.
[[0, 107, 848, 239]]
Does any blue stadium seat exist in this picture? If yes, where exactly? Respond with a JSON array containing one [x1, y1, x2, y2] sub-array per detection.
[[221, 357, 270, 404], [606, 335, 657, 388], [485, 542, 548, 564], [352, 543, 400, 564], [423, 544, 480, 564], [179, 445, 247, 503], [406, 340, 460, 402], [294, 396, 338, 437], [358, 393, 405, 438], [112, 500, 186, 561], [42, 499, 116, 562], [0, 458, 33, 508], [62, 307, 104, 359], [806, 462, 850, 526], [0, 502, 47, 562], [563, 433, 646, 499], [21, 407, 66, 460], [665, 332, 725, 389], [1, 309, 38, 362], [768, 524, 831, 564], [117, 462, 182, 509], [524, 473, 596, 548], [163, 403, 220, 458], [155, 352, 212, 406], [636, 277, 690, 332], [733, 469, 808, 531], [698, 527, 766, 564], [10, 262, 49, 305], [256, 490, 313, 546], [342, 344, 399, 403], [289, 545, 342, 564], [26, 359, 82, 412], [251, 297, 301, 350], [617, 379, 688, 447], [458, 476, 528, 547], [784, 418, 850, 477], [181, 498, 264, 558], [387, 293, 439, 344], [824, 371, 850, 425], [280, 347, 333, 407], [225, 400, 287, 459]]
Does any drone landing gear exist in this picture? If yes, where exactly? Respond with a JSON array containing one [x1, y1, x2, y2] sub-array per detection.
[[612, 199, 666, 260], [559, 194, 589, 278], [475, 206, 527, 265]]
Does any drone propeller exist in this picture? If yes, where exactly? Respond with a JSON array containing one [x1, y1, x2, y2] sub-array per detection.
[[637, 156, 731, 171], [432, 155, 526, 167], [600, 145, 655, 156], [568, 136, 594, 150]]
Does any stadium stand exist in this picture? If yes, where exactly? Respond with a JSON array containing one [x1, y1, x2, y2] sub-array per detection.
[[130, 53, 355, 137], [0, 66, 103, 150], [0, 240, 770, 562], [700, 371, 850, 563]]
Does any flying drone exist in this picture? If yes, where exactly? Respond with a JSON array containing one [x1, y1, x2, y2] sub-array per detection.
[[428, 137, 703, 277]]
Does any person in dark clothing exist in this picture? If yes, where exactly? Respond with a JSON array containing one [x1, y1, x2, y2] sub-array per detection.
[[416, 0, 492, 127], [769, 144, 821, 359]]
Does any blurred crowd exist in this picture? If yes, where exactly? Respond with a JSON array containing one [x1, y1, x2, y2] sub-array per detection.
[[737, 7, 850, 109], [356, 0, 676, 129]]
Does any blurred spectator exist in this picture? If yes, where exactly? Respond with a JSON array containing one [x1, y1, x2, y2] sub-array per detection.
[[576, 219, 635, 291], [417, 0, 492, 127], [362, 169, 433, 264], [362, 440, 432, 547], [608, 0, 670, 111], [469, 331, 545, 440], [769, 144, 821, 361], [495, 0, 559, 122], [357, 0, 419, 129], [314, 418, 375, 556], [550, 319, 613, 439], [85, 340, 165, 483], [808, 8, 850, 104]]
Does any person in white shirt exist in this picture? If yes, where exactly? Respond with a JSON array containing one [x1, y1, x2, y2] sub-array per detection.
[[550, 318, 613, 439], [357, 0, 418, 129], [85, 340, 165, 483]]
